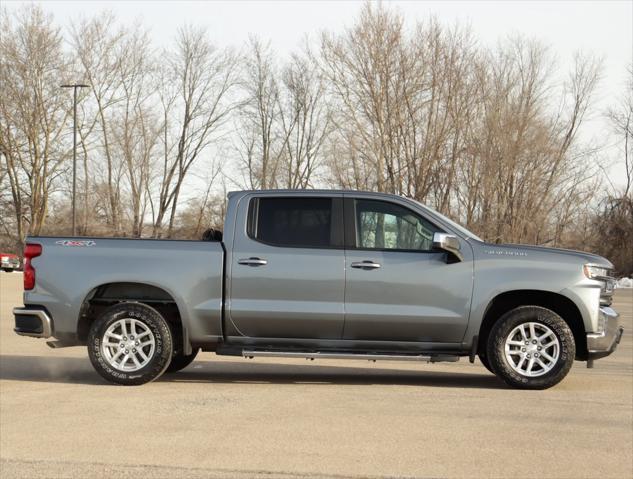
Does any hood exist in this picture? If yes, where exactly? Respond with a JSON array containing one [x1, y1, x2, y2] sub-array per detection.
[[482, 243, 614, 269]]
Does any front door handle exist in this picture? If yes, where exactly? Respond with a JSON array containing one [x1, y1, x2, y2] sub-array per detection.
[[351, 260, 381, 270], [238, 257, 268, 266]]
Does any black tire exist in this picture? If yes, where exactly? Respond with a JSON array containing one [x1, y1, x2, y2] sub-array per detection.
[[2, 268, 12, 273], [88, 302, 173, 385], [477, 354, 494, 374], [486, 306, 575, 389], [165, 348, 200, 373]]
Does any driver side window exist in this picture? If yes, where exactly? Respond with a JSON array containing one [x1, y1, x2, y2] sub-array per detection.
[[354, 199, 438, 251]]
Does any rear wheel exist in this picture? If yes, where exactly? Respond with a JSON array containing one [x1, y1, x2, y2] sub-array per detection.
[[88, 303, 173, 385], [486, 306, 575, 389], [166, 348, 200, 373]]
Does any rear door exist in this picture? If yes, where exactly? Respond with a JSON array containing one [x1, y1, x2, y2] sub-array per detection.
[[343, 196, 473, 343], [227, 194, 345, 339]]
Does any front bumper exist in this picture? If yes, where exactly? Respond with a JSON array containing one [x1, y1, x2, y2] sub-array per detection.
[[13, 307, 53, 338], [586, 306, 623, 360]]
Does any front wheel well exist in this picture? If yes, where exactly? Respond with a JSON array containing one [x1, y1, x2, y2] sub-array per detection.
[[477, 290, 588, 360], [77, 282, 186, 353]]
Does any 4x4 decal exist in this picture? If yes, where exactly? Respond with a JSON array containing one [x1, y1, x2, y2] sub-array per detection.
[[55, 240, 96, 247]]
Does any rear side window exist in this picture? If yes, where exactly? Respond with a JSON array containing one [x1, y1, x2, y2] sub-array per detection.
[[250, 197, 333, 248]]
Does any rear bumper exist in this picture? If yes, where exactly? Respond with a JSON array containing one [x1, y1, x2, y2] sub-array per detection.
[[13, 307, 53, 338], [586, 306, 623, 360]]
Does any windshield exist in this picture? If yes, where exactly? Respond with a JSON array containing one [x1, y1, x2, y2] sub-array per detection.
[[409, 199, 483, 242]]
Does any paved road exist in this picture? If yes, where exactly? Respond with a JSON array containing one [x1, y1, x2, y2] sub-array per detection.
[[1, 271, 631, 478]]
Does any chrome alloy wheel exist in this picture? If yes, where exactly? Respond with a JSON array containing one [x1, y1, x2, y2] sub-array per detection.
[[101, 318, 156, 372], [504, 322, 560, 377]]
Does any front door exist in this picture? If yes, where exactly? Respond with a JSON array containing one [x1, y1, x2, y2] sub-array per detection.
[[228, 194, 345, 339], [343, 197, 473, 344]]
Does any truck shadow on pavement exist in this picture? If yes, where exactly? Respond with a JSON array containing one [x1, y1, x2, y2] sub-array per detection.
[[0, 354, 506, 389]]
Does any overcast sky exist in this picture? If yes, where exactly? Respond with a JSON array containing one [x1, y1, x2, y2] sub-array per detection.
[[6, 0, 633, 185]]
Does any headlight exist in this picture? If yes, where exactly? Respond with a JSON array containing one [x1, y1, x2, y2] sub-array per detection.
[[583, 264, 610, 279]]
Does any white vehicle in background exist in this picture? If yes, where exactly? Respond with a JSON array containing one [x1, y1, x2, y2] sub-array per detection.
[[1, 253, 20, 272]]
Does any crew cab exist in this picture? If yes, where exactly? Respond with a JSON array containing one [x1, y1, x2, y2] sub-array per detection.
[[13, 190, 623, 388]]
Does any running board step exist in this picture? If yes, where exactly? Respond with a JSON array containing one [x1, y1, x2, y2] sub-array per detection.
[[242, 350, 459, 363]]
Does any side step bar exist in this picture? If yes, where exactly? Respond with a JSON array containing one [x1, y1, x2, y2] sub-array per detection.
[[242, 350, 459, 363]]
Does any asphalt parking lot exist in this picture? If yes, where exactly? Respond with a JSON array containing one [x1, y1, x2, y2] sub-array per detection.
[[1, 271, 631, 479]]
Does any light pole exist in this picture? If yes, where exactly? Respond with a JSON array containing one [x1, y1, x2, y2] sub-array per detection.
[[61, 83, 89, 236]]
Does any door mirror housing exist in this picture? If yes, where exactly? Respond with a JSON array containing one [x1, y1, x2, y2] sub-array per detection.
[[433, 233, 463, 262]]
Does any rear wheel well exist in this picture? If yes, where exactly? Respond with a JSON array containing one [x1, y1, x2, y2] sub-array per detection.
[[77, 282, 185, 353], [477, 290, 588, 360]]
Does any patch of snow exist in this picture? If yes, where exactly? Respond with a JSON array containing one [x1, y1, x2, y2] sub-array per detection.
[[616, 277, 633, 289]]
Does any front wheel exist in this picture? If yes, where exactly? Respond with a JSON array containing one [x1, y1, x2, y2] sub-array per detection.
[[477, 354, 494, 374], [88, 303, 173, 385], [486, 306, 575, 390]]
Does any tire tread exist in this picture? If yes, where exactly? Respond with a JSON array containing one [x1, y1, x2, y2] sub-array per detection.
[[87, 302, 173, 386], [486, 305, 575, 390]]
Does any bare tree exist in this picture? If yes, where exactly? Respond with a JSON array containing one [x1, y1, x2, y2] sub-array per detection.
[[320, 5, 477, 202], [0, 5, 71, 250], [589, 66, 633, 276], [278, 50, 331, 188], [153, 26, 238, 237], [172, 167, 223, 239], [115, 28, 162, 237], [0, 1, 623, 274], [72, 15, 167, 237], [606, 66, 633, 197], [465, 43, 602, 244], [236, 37, 283, 189], [321, 4, 601, 247], [320, 3, 404, 193]]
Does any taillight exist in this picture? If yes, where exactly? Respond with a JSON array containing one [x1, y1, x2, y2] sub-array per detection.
[[23, 243, 42, 290]]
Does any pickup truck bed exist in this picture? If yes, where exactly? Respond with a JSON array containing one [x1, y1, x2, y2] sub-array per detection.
[[21, 238, 225, 347]]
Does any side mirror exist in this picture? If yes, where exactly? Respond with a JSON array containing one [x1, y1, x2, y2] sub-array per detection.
[[433, 232, 463, 262]]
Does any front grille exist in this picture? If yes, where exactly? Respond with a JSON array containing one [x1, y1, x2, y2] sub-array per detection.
[[600, 277, 615, 306]]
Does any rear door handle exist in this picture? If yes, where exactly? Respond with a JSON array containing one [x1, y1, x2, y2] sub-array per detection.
[[351, 260, 381, 270], [238, 257, 268, 266]]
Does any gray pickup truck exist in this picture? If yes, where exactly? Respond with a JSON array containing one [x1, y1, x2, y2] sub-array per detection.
[[14, 190, 623, 389]]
